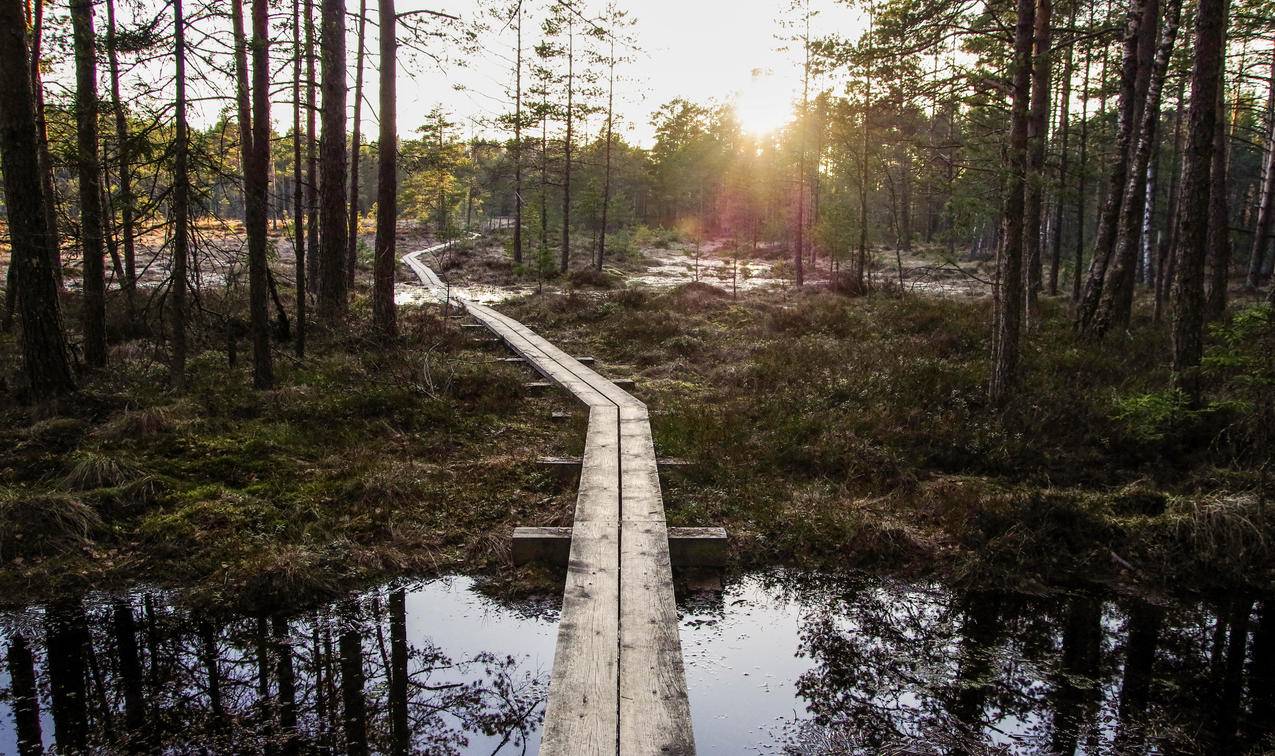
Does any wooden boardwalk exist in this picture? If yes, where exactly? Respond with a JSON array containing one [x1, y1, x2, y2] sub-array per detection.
[[403, 245, 696, 755]]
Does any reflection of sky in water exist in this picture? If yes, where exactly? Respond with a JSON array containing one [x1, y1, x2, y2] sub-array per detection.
[[1, 571, 1267, 754]]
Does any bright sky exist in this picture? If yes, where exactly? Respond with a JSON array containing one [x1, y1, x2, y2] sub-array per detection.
[[384, 0, 867, 146]]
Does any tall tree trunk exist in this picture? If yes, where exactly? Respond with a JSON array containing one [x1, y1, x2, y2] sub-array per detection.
[[72, 0, 108, 369], [305, 0, 319, 294], [1155, 76, 1186, 321], [1024, 0, 1052, 325], [1076, 0, 1155, 332], [1073, 0, 1094, 303], [247, 0, 274, 388], [1205, 83, 1232, 319], [1090, 0, 1180, 336], [373, 0, 396, 335], [172, 0, 189, 388], [104, 0, 136, 318], [293, 0, 306, 357], [345, 0, 366, 289], [0, 1, 76, 397], [272, 616, 299, 754], [560, 19, 574, 274], [1049, 9, 1075, 296], [33, 0, 59, 287], [46, 603, 90, 753], [989, 0, 1036, 404], [512, 4, 523, 264], [317, 0, 348, 319], [596, 37, 615, 272], [794, 3, 810, 287], [231, 0, 253, 209], [1246, 45, 1275, 289], [855, 12, 873, 290], [1172, 0, 1227, 402]]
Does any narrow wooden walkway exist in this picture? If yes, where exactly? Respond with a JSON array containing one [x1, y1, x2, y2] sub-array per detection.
[[403, 245, 696, 755]]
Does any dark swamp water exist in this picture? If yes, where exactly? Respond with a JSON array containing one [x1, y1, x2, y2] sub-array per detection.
[[1, 571, 1271, 754]]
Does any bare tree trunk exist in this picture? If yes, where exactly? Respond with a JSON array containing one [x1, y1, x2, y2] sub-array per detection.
[[560, 19, 574, 274], [6, 634, 43, 755], [1024, 0, 1052, 325], [339, 623, 369, 756], [247, 0, 274, 388], [293, 0, 306, 357], [512, 4, 523, 264], [373, 0, 396, 335], [33, 0, 59, 287], [1090, 0, 1180, 336], [1155, 77, 1186, 321], [854, 12, 873, 289], [990, 0, 1036, 404], [1246, 45, 1275, 289], [318, 0, 348, 319], [345, 0, 366, 289], [172, 0, 189, 389], [0, 1, 76, 397], [1076, 0, 1155, 331], [305, 0, 319, 294], [389, 590, 409, 756], [794, 2, 810, 287], [1205, 84, 1232, 319], [1172, 0, 1227, 402], [105, 0, 136, 319], [596, 36, 615, 272], [1049, 8, 1075, 296], [72, 0, 108, 369]]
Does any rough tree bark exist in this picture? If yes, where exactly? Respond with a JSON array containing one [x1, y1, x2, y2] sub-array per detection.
[[345, 0, 367, 289], [105, 0, 137, 316], [1090, 0, 1180, 336], [247, 0, 274, 388], [172, 0, 189, 388], [1048, 8, 1075, 297], [989, 0, 1037, 404], [318, 0, 349, 319], [293, 0, 306, 357], [1171, 0, 1227, 401], [1246, 45, 1275, 289], [597, 34, 615, 272], [560, 17, 574, 274], [305, 0, 319, 294], [1205, 84, 1232, 319], [71, 0, 108, 369], [0, 0, 77, 397], [1076, 0, 1155, 332], [512, 3, 523, 264], [373, 0, 397, 335], [1024, 0, 1052, 325], [1154, 76, 1186, 321]]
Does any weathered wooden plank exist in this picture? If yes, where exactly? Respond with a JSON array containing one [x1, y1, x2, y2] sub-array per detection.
[[539, 520, 620, 754], [619, 519, 695, 755], [512, 526, 727, 567]]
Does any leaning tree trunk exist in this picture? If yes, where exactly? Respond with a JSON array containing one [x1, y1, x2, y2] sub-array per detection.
[[318, 0, 348, 320], [1090, 0, 1181, 337], [1023, 0, 1052, 326], [172, 0, 190, 389], [373, 0, 397, 336], [1172, 0, 1227, 402], [71, 0, 108, 369], [247, 0, 274, 388], [1246, 47, 1275, 289], [345, 0, 367, 289], [0, 1, 77, 397], [1076, 0, 1155, 333], [989, 0, 1037, 405]]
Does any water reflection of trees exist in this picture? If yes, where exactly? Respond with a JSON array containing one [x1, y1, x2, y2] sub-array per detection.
[[3, 586, 546, 754], [781, 575, 1273, 755]]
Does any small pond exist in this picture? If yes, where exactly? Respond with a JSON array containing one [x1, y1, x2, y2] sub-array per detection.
[[1, 571, 1270, 753]]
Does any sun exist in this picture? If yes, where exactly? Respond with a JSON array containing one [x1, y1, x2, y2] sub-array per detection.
[[732, 67, 795, 137]]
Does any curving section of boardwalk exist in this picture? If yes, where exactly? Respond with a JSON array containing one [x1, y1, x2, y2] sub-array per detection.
[[403, 245, 695, 755]]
